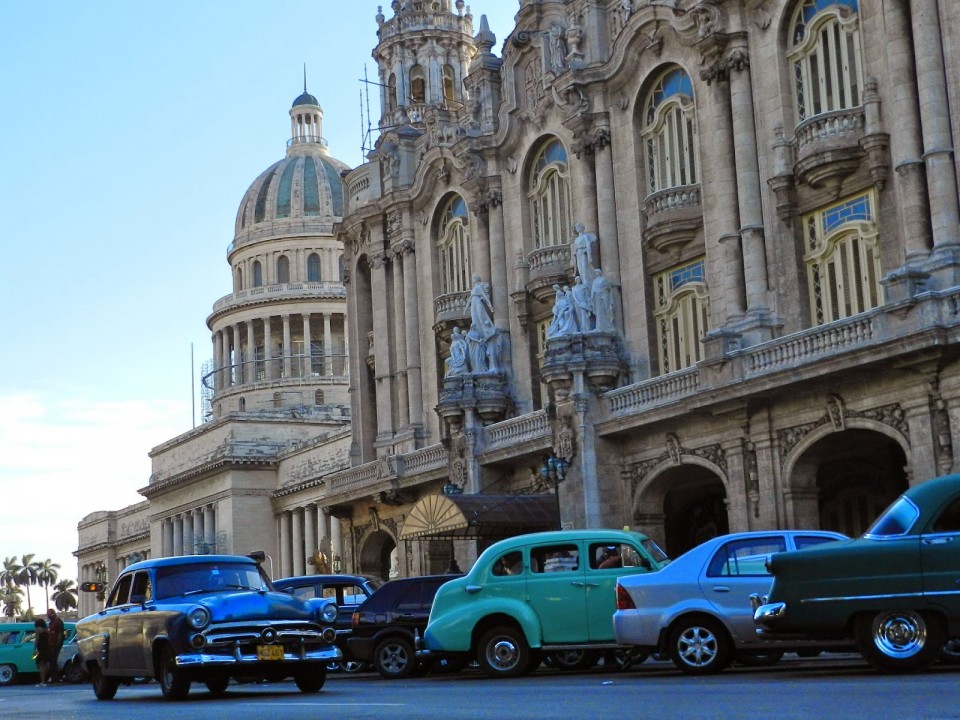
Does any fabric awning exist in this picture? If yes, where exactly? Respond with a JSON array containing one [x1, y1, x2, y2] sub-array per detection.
[[399, 493, 559, 540]]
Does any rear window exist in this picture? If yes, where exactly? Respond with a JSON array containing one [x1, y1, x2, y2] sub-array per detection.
[[866, 496, 920, 538], [707, 537, 786, 577]]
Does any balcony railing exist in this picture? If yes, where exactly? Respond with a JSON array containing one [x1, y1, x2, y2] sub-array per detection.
[[484, 410, 551, 450], [212, 282, 346, 313]]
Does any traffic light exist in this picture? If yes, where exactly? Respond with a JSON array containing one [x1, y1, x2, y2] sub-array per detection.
[[81, 582, 106, 593]]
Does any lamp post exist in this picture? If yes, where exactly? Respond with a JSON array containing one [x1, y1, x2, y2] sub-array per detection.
[[539, 454, 569, 529], [441, 480, 463, 572]]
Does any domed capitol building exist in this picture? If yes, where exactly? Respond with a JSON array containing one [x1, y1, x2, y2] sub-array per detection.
[[77, 0, 960, 612]]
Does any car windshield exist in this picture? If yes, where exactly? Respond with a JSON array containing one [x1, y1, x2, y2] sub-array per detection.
[[865, 496, 920, 538], [642, 538, 670, 564], [154, 562, 269, 599]]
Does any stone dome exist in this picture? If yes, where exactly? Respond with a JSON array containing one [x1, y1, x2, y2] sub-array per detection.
[[292, 90, 320, 107], [234, 152, 350, 237]]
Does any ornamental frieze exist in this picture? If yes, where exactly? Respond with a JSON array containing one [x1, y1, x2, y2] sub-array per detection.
[[777, 400, 909, 464], [628, 435, 727, 497]]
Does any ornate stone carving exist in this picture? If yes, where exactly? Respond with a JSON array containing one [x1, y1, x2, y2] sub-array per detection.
[[778, 401, 909, 463]]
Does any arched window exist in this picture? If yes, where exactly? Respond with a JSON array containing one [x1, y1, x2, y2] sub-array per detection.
[[437, 195, 471, 294], [641, 67, 698, 195], [804, 191, 882, 324], [654, 258, 709, 374], [235, 267, 243, 291], [442, 64, 456, 103], [410, 65, 426, 104], [277, 255, 290, 284], [307, 252, 321, 282], [388, 73, 397, 111], [253, 260, 263, 288], [528, 138, 571, 250], [788, 0, 863, 123]]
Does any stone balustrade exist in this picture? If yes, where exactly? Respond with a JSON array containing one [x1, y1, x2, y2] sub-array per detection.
[[212, 282, 346, 313], [484, 409, 551, 449]]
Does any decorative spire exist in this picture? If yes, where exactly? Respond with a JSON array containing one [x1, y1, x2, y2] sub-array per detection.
[[303, 63, 308, 94], [476, 14, 496, 53]]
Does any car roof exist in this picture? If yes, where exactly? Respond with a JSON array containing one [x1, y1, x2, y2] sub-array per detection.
[[273, 573, 380, 587], [904, 473, 960, 510], [483, 528, 650, 550], [120, 554, 260, 573]]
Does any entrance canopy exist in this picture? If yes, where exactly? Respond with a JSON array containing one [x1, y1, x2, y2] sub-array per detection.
[[399, 493, 559, 541]]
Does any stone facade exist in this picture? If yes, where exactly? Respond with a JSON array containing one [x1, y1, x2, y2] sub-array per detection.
[[76, 0, 960, 586]]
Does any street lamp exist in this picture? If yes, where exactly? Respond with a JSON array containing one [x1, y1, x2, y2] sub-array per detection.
[[442, 480, 463, 496], [539, 454, 570, 529], [332, 554, 342, 574]]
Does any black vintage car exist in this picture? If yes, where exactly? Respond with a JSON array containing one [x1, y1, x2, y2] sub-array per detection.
[[75, 554, 341, 700]]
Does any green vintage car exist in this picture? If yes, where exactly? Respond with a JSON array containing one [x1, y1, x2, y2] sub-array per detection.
[[0, 622, 78, 685], [420, 529, 669, 678], [754, 473, 960, 672]]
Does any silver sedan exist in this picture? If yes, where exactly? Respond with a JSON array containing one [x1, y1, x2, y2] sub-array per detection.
[[613, 530, 848, 675]]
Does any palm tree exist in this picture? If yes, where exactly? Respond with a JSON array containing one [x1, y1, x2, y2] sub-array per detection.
[[36, 558, 61, 611], [0, 556, 22, 590], [1, 585, 23, 618], [52, 579, 78, 613], [16, 554, 39, 612]]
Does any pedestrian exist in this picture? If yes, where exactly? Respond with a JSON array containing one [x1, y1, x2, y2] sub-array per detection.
[[33, 618, 51, 686], [46, 608, 65, 682]]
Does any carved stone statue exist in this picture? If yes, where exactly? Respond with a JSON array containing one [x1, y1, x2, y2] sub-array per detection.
[[570, 274, 594, 331], [571, 223, 597, 284], [445, 326, 469, 376], [591, 268, 615, 332], [547, 283, 572, 338], [548, 24, 567, 74], [465, 274, 500, 373]]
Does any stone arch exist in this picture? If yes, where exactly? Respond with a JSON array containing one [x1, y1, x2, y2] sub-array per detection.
[[357, 527, 398, 581], [631, 454, 730, 558], [781, 419, 909, 536]]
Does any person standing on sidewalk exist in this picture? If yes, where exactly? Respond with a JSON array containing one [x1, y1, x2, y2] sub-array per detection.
[[33, 618, 51, 686], [46, 609, 65, 683]]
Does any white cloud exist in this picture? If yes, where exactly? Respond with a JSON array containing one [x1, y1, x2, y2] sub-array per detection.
[[0, 391, 191, 595]]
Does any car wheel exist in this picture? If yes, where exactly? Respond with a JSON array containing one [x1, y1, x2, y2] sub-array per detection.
[[940, 637, 960, 665], [158, 645, 191, 700], [0, 663, 17, 686], [205, 675, 230, 695], [855, 610, 945, 672], [734, 650, 784, 667], [65, 657, 87, 684], [477, 626, 532, 679], [339, 660, 368, 673], [668, 616, 732, 675], [294, 664, 327, 693], [608, 648, 650, 671], [548, 649, 599, 671], [373, 637, 417, 679], [89, 664, 118, 700]]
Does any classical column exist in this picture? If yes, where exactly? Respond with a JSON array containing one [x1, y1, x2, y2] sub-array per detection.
[[172, 515, 183, 556], [183, 512, 195, 555], [232, 323, 244, 385], [400, 243, 423, 426], [318, 507, 330, 558], [264, 316, 275, 380], [245, 320, 256, 384], [282, 314, 292, 378], [392, 243, 410, 429], [330, 515, 343, 567], [593, 128, 621, 285], [279, 511, 293, 578], [204, 505, 216, 550], [212, 333, 222, 392], [727, 48, 768, 314], [570, 150, 599, 242], [703, 70, 745, 321], [193, 508, 204, 552], [323, 314, 333, 376], [162, 518, 173, 557], [220, 330, 230, 390], [911, 0, 960, 250], [303, 313, 313, 379], [304, 504, 317, 576], [369, 250, 395, 439], [292, 508, 305, 577]]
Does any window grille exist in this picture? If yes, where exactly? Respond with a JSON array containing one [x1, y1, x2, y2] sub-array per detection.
[[437, 195, 471, 294], [654, 258, 709, 374], [641, 67, 698, 195], [528, 138, 571, 249]]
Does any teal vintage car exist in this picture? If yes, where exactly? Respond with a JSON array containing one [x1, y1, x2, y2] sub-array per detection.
[[754, 473, 960, 672], [420, 529, 669, 678], [0, 621, 77, 685]]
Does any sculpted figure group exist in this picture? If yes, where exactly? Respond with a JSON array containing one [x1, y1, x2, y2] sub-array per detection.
[[546, 224, 615, 338], [445, 274, 502, 377]]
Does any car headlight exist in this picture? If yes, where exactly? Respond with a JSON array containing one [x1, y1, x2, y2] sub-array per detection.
[[320, 602, 338, 623], [187, 606, 210, 629]]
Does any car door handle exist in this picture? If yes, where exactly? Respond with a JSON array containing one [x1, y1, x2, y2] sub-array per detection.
[[585, 582, 600, 588], [923, 537, 954, 545], [570, 581, 585, 587], [712, 586, 731, 593]]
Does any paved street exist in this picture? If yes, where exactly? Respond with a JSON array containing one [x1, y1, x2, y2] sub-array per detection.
[[2, 656, 958, 720]]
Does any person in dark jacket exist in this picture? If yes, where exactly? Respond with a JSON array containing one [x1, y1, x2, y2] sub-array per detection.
[[33, 618, 51, 686]]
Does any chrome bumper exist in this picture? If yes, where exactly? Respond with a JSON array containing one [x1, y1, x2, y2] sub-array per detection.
[[175, 645, 341, 667], [754, 601, 787, 625]]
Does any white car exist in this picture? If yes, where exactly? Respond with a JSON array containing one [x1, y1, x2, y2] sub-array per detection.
[[613, 530, 849, 675]]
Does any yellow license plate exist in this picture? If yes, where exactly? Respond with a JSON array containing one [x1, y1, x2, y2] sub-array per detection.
[[257, 645, 284, 661]]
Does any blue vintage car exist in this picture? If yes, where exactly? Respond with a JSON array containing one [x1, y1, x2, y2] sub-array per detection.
[[754, 474, 960, 672], [75, 554, 341, 700]]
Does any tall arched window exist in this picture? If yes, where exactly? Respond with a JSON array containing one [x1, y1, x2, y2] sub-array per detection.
[[641, 66, 699, 195], [528, 138, 571, 249], [804, 191, 882, 324], [307, 253, 321, 282], [253, 260, 263, 288], [789, 0, 863, 123], [388, 73, 397, 111], [442, 64, 456, 103], [277, 255, 290, 284], [437, 195, 471, 294], [654, 258, 709, 374], [410, 65, 426, 104], [235, 267, 243, 291]]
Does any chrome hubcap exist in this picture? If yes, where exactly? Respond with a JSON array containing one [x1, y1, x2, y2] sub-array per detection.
[[678, 626, 718, 667], [487, 638, 519, 670], [874, 611, 926, 658]]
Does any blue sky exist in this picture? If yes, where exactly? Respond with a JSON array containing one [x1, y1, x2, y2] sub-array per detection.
[[0, 1, 519, 596]]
